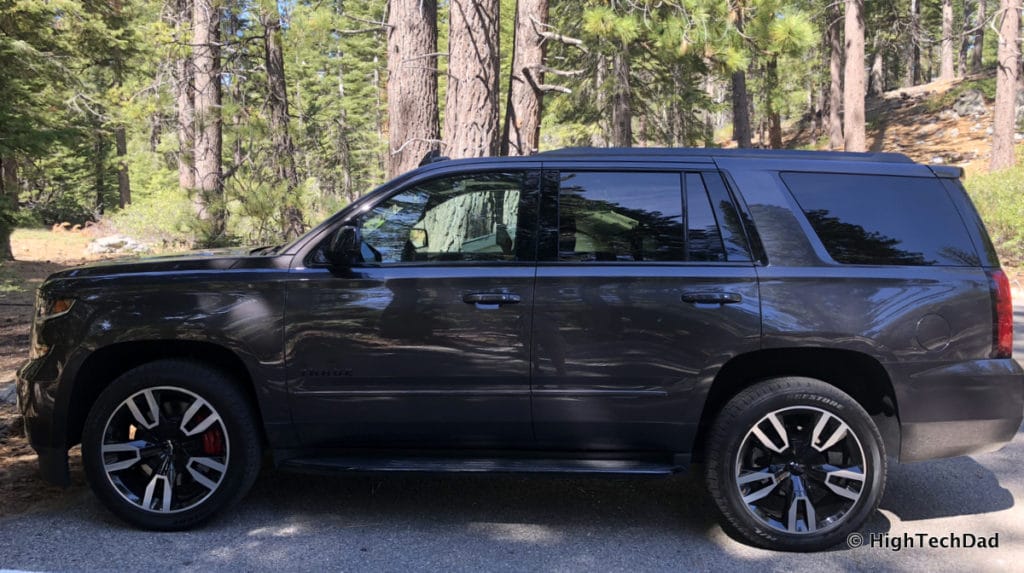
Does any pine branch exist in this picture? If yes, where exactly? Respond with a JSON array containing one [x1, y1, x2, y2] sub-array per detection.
[[530, 17, 587, 51]]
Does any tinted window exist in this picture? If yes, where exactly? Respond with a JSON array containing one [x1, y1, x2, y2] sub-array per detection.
[[557, 172, 684, 262], [782, 172, 980, 266], [685, 173, 727, 262], [357, 172, 528, 263]]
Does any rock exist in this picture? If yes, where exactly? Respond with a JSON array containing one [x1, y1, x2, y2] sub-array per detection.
[[953, 89, 987, 117], [948, 127, 960, 138], [930, 156, 945, 165], [986, 126, 995, 135], [1015, 133, 1024, 141], [87, 235, 152, 255], [938, 109, 959, 121]]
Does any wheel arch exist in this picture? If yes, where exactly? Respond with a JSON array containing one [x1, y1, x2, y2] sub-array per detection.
[[691, 347, 900, 462], [66, 340, 267, 448]]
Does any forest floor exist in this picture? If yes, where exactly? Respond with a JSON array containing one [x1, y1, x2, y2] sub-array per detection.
[[0, 230, 107, 518], [778, 74, 1004, 177]]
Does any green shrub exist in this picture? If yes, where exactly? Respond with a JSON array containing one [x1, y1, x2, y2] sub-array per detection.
[[925, 77, 998, 113], [964, 159, 1024, 267], [109, 184, 194, 248]]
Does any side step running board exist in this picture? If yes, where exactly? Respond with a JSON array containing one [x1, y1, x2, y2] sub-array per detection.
[[280, 456, 679, 476]]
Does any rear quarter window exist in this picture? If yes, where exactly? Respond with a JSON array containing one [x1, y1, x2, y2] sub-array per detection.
[[780, 172, 980, 266]]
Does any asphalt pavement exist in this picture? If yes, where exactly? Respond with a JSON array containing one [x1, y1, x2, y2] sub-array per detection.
[[2, 313, 1024, 572]]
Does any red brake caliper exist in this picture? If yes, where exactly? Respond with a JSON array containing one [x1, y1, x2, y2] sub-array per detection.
[[202, 427, 224, 455]]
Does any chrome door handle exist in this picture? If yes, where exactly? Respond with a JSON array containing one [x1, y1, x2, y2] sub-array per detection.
[[463, 292, 522, 306], [681, 291, 742, 305]]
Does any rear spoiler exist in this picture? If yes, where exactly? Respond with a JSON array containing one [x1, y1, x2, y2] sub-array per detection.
[[929, 165, 964, 179]]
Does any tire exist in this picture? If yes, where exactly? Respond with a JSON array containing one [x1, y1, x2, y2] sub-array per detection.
[[704, 377, 886, 552], [81, 359, 262, 530]]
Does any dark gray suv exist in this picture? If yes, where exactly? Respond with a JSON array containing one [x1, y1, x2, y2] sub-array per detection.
[[17, 148, 1023, 551]]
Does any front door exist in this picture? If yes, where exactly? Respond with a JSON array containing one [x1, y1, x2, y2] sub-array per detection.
[[531, 168, 762, 452], [286, 169, 540, 449]]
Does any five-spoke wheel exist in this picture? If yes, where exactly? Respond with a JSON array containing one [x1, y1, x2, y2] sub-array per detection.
[[706, 377, 886, 551], [82, 360, 261, 530]]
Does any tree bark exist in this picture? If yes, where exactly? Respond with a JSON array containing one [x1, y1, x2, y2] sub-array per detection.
[[444, 0, 501, 158], [172, 0, 195, 192], [610, 50, 632, 147], [0, 156, 17, 260], [387, 0, 440, 174], [766, 58, 783, 149], [828, 0, 844, 149], [731, 70, 752, 148], [731, 6, 751, 149], [868, 36, 884, 96], [941, 0, 956, 80], [843, 0, 866, 152], [991, 0, 1020, 171], [115, 126, 131, 208], [193, 0, 224, 241], [906, 0, 922, 86], [591, 54, 608, 147], [94, 128, 107, 215], [972, 0, 987, 73], [961, 0, 975, 77], [502, 0, 548, 156], [261, 7, 304, 239]]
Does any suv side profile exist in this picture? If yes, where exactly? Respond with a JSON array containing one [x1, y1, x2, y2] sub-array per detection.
[[17, 148, 1023, 552]]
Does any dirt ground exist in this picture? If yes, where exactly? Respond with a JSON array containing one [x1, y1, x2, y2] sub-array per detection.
[[0, 230, 109, 517]]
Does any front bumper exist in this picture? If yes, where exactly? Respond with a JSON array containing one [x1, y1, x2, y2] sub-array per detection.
[[889, 358, 1024, 462], [17, 358, 71, 486]]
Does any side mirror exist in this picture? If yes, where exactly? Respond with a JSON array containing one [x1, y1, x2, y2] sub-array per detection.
[[326, 225, 363, 266], [409, 228, 429, 249]]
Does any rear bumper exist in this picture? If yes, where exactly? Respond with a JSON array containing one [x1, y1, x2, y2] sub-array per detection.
[[889, 358, 1024, 462]]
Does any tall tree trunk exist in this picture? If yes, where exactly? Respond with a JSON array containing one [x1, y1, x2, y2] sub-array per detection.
[[591, 54, 608, 146], [502, 0, 548, 156], [387, 0, 440, 174], [868, 36, 885, 96], [261, 7, 304, 239], [941, 0, 956, 79], [193, 0, 224, 241], [0, 156, 17, 260], [766, 58, 783, 149], [111, 0, 130, 209], [115, 126, 130, 208], [610, 50, 632, 147], [444, 0, 500, 158], [828, 0, 844, 149], [907, 0, 922, 86], [94, 128, 107, 215], [961, 0, 975, 77], [972, 0, 987, 73], [843, 0, 866, 152], [172, 0, 195, 192], [731, 6, 751, 148], [991, 0, 1020, 170], [731, 70, 752, 148]]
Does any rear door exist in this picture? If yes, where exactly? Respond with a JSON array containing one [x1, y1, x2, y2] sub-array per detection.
[[531, 166, 761, 452]]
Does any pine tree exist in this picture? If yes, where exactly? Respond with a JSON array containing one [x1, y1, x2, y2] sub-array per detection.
[[991, 0, 1020, 170], [503, 0, 549, 156], [387, 0, 440, 174], [444, 0, 501, 157], [192, 0, 224, 241], [843, 0, 866, 152]]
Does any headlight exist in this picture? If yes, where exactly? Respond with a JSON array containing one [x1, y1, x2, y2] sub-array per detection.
[[37, 297, 75, 321]]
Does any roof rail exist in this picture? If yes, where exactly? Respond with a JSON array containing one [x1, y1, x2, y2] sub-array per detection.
[[536, 146, 915, 164]]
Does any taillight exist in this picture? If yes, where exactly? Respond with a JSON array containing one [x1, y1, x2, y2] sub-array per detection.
[[988, 269, 1013, 358]]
